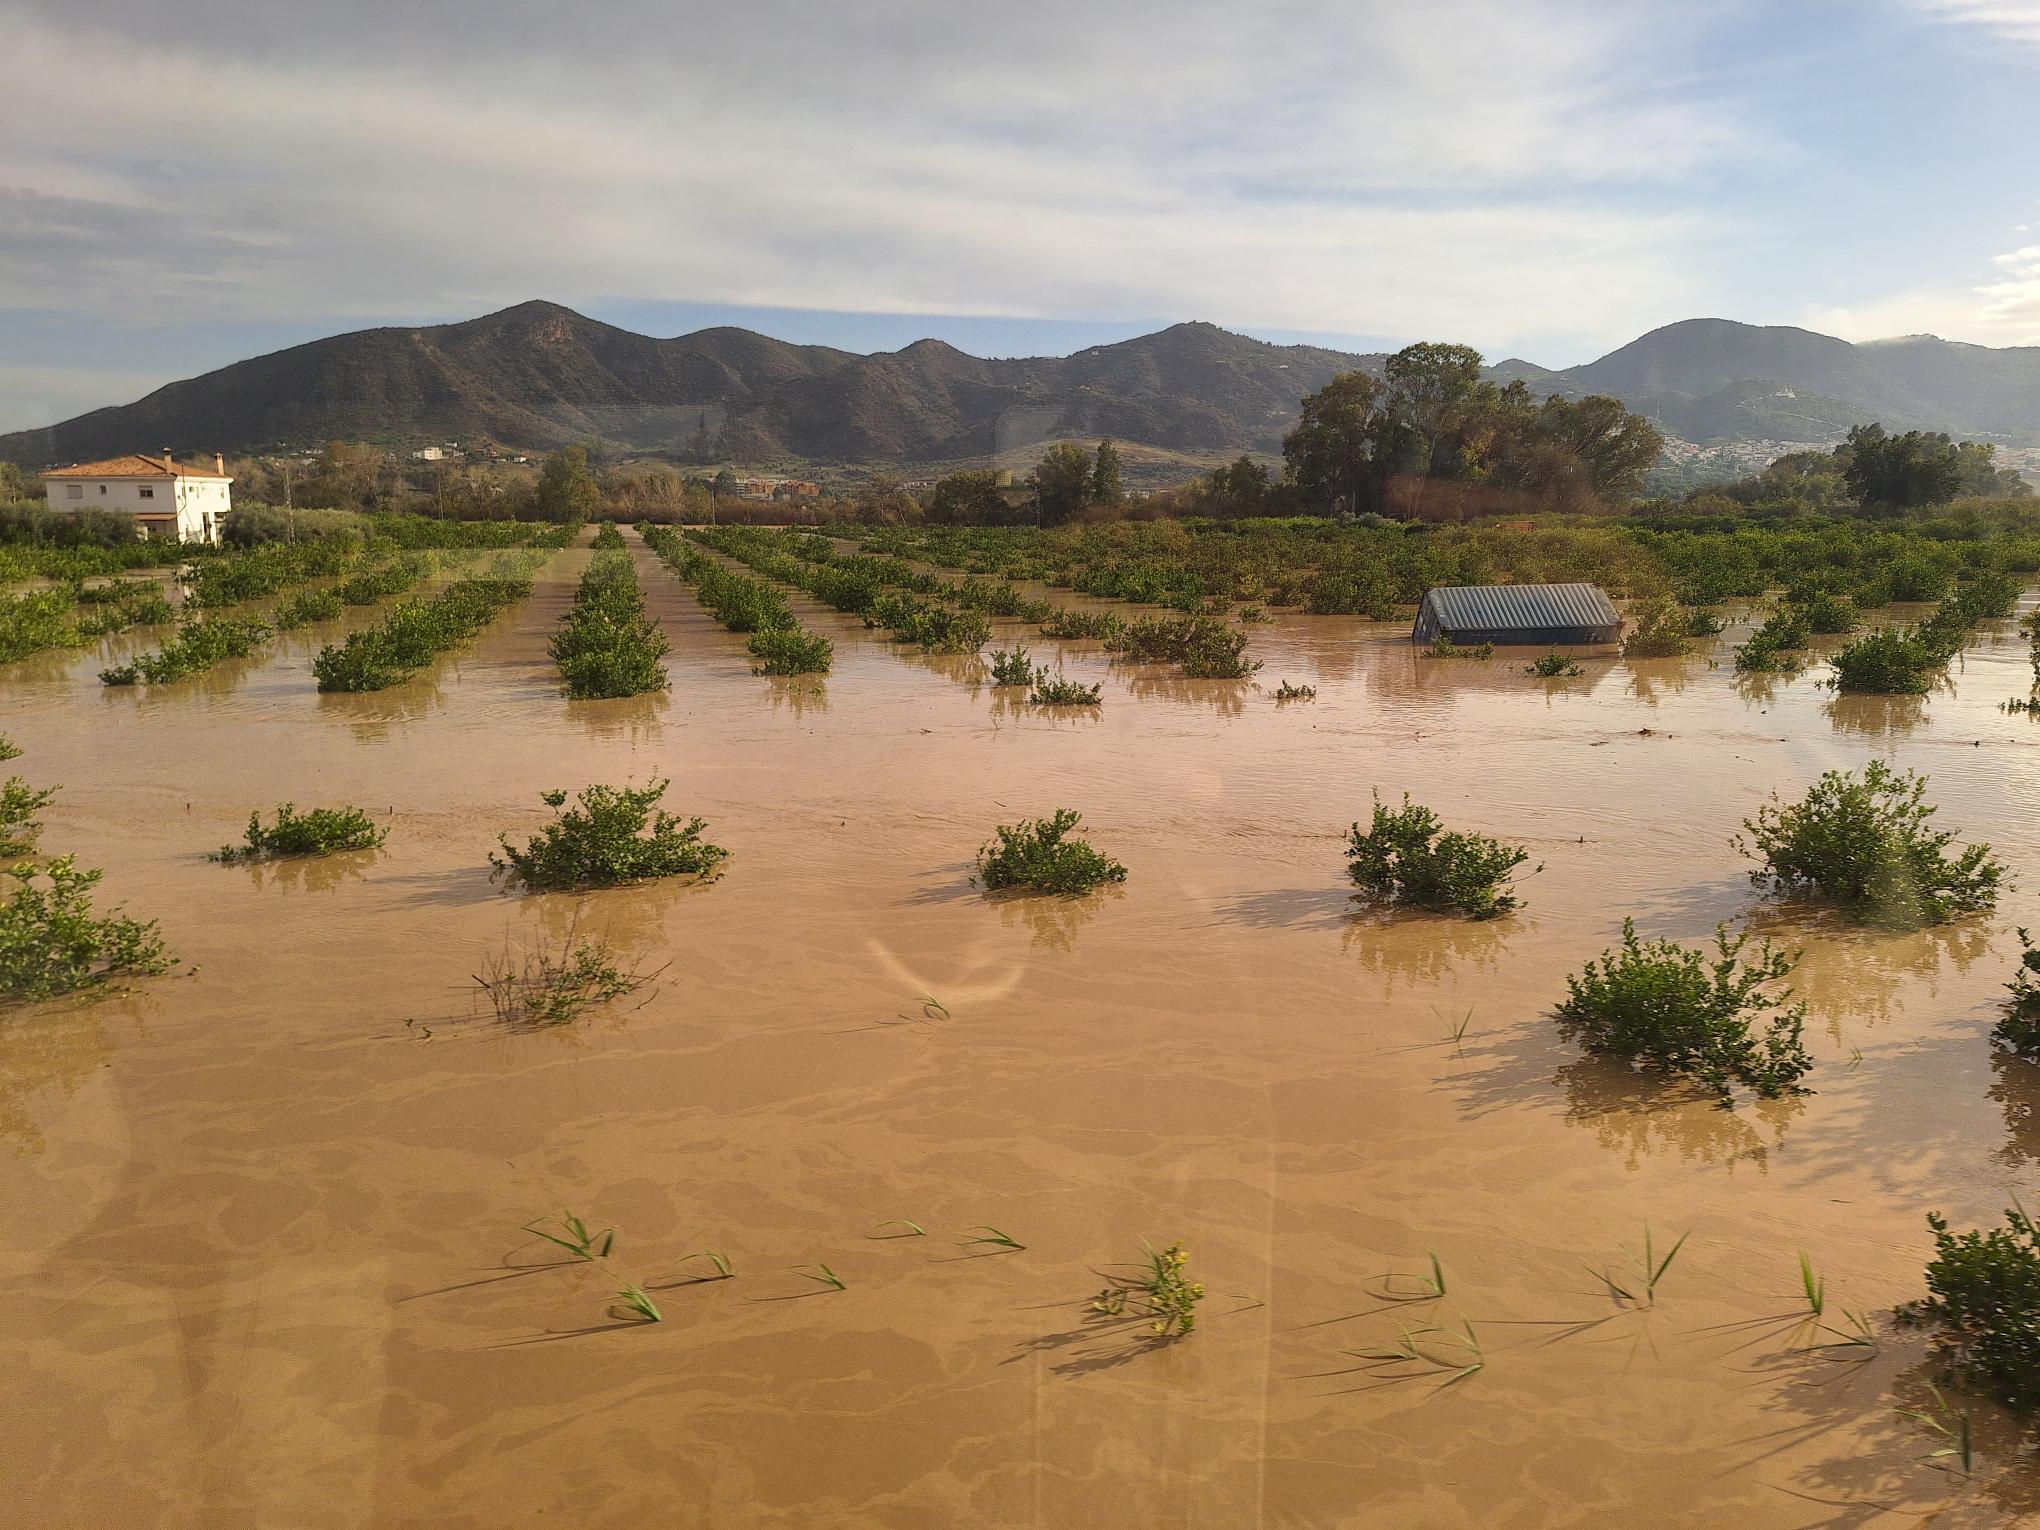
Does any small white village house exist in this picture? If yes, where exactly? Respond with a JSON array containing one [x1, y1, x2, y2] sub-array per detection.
[[41, 453, 233, 544]]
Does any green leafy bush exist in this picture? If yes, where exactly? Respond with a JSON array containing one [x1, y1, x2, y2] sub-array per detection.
[[1526, 650, 1583, 677], [1273, 679, 1317, 700], [1903, 1202, 2040, 1413], [550, 550, 669, 697], [590, 522, 627, 550], [1554, 919, 1812, 1102], [274, 588, 345, 630], [0, 591, 80, 663], [1793, 590, 1858, 634], [976, 808, 1126, 896], [1998, 929, 2040, 1057], [313, 576, 531, 692], [1734, 608, 1809, 672], [210, 804, 387, 862], [1738, 760, 2002, 928], [1028, 667, 1102, 705], [1621, 593, 1692, 658], [0, 855, 174, 1002], [1040, 609, 1122, 641], [334, 558, 427, 606], [1828, 627, 1943, 694], [747, 627, 832, 675], [100, 615, 272, 686], [1427, 633, 1495, 659], [989, 647, 1035, 686], [491, 780, 728, 890], [0, 776, 58, 858], [1345, 795, 1532, 919]]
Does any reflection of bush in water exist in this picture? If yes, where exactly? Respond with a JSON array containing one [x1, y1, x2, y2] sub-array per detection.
[[1626, 665, 1692, 704], [1747, 907, 1991, 1029], [0, 1005, 111, 1155], [1825, 692, 1931, 740], [1124, 676, 1247, 716], [766, 678, 827, 719], [236, 851, 375, 896], [1555, 1056, 1800, 1172], [1990, 1050, 2040, 1169], [531, 883, 686, 952], [320, 678, 448, 743], [1340, 912, 1506, 991], [997, 883, 1120, 952], [572, 688, 671, 742]]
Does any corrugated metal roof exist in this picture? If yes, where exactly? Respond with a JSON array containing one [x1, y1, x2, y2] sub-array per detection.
[[1413, 582, 1622, 642]]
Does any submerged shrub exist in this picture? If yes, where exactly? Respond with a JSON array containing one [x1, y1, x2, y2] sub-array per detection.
[[976, 808, 1127, 896], [492, 779, 728, 890], [1090, 1241, 1204, 1338], [0, 855, 174, 1002], [314, 576, 531, 692], [1794, 590, 1858, 635], [1902, 1202, 2040, 1414], [0, 591, 80, 663], [273, 588, 345, 630], [1734, 607, 1810, 672], [211, 804, 387, 862], [1526, 650, 1583, 677], [1738, 760, 2002, 929], [100, 615, 271, 686], [1427, 634, 1496, 660], [1345, 795, 1532, 919], [1828, 627, 1944, 694], [989, 647, 1035, 686], [0, 776, 59, 858], [1028, 667, 1102, 706], [1040, 609, 1122, 641], [551, 550, 670, 698], [1273, 679, 1317, 701], [747, 626, 832, 675], [1621, 593, 1692, 658], [475, 930, 649, 1029], [1998, 929, 2040, 1057], [1554, 919, 1812, 1103]]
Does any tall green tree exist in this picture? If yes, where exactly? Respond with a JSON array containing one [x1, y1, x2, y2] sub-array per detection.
[[1955, 440, 2033, 499], [928, 469, 1006, 524], [1281, 370, 1385, 516], [1032, 443, 1093, 524], [1529, 395, 1665, 505], [1843, 425, 1964, 511], [534, 446, 603, 522], [1091, 438, 1125, 505], [1204, 455, 1270, 515]]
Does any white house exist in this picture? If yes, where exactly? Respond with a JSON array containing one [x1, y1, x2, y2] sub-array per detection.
[[41, 453, 234, 544]]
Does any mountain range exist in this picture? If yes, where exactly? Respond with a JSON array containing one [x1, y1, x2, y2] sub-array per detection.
[[4, 303, 2037, 470]]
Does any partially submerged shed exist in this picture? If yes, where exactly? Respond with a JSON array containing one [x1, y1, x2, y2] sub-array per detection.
[[1412, 583, 1622, 647]]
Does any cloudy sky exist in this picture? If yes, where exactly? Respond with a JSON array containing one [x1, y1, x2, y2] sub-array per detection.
[[3, 0, 2038, 430]]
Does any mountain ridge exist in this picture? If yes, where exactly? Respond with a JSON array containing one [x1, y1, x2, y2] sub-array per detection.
[[4, 306, 2036, 468]]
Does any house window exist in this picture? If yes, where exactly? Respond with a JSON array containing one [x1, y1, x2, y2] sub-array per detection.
[[65, 484, 83, 500], [99, 485, 108, 495], [138, 487, 154, 499]]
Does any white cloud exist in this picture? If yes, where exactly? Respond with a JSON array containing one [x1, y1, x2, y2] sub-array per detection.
[[0, 0, 1735, 361], [1904, 0, 2040, 49], [1808, 233, 2040, 346]]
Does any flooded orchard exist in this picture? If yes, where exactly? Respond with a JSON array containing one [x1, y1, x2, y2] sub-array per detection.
[[4, 530, 2039, 1528]]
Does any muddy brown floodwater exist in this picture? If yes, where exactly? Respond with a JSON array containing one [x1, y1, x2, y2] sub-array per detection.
[[3, 533, 2039, 1528]]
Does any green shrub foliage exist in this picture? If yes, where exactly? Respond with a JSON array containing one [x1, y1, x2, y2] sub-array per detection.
[[211, 804, 387, 862], [747, 626, 833, 675], [1905, 1202, 2040, 1413], [313, 576, 531, 692], [100, 615, 272, 686], [491, 780, 728, 890], [1738, 760, 2002, 928], [1345, 795, 1532, 919], [0, 855, 174, 1001], [1621, 593, 1692, 658], [550, 549, 669, 698], [1998, 928, 2040, 1057], [1555, 919, 1813, 1103], [0, 776, 58, 858], [976, 809, 1127, 896]]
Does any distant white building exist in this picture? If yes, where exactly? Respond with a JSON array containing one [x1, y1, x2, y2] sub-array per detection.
[[413, 446, 447, 461], [41, 453, 234, 544]]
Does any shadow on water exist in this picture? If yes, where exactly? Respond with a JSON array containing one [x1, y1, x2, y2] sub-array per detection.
[[995, 883, 1121, 952], [765, 677, 828, 718], [1448, 1021, 1801, 1170]]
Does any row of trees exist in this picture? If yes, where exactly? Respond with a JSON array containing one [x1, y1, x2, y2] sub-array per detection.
[[1654, 425, 2031, 521]]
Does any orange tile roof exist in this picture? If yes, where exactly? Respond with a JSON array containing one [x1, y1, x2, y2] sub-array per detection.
[[43, 454, 230, 480]]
